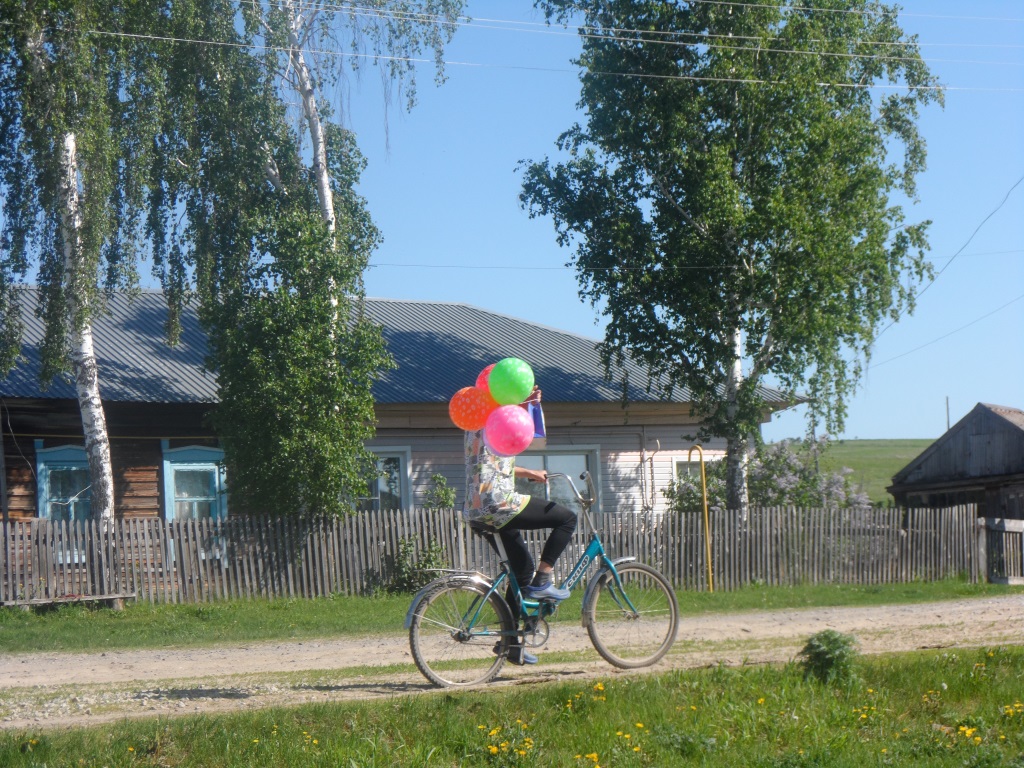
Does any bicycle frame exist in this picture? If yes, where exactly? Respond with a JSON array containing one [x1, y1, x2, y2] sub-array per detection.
[[404, 472, 641, 635]]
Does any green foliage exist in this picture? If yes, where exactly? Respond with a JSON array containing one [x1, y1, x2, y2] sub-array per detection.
[[666, 436, 870, 512], [798, 629, 860, 685], [522, 0, 942, 506], [425, 473, 457, 509], [384, 537, 448, 594]]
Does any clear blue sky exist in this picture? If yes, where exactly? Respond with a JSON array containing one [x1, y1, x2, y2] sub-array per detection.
[[340, 1, 1024, 441]]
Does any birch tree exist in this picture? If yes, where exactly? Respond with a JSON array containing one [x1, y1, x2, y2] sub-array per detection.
[[0, 1, 174, 518], [522, 0, 941, 513]]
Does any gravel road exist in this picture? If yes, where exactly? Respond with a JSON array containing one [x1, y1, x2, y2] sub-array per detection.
[[1, 594, 1020, 731]]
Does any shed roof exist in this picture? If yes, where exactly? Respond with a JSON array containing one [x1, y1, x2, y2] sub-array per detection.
[[889, 402, 1024, 488], [1, 289, 795, 409]]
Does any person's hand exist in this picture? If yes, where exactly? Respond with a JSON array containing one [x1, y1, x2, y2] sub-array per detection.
[[516, 468, 547, 483], [524, 386, 542, 404]]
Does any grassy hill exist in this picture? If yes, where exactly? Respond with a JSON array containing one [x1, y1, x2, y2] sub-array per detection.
[[819, 438, 934, 505]]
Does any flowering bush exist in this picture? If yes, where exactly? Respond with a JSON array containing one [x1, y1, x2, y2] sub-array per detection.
[[666, 436, 871, 513]]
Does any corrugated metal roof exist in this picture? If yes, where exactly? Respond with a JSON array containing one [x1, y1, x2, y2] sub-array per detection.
[[1, 289, 795, 407], [3, 289, 216, 403]]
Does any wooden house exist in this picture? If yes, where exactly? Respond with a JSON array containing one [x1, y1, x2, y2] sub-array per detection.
[[888, 403, 1024, 518], [1, 289, 796, 521]]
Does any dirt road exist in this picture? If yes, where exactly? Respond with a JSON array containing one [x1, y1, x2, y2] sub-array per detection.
[[1, 595, 1020, 730]]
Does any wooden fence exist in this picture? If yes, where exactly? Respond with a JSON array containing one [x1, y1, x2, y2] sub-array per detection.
[[982, 518, 1024, 585], [0, 505, 989, 605]]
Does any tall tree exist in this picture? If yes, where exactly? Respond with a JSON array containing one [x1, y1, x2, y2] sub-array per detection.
[[199, 0, 465, 514], [521, 0, 941, 512], [0, 1, 177, 518]]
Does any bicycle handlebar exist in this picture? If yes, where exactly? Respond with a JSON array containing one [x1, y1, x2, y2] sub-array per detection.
[[543, 471, 597, 509]]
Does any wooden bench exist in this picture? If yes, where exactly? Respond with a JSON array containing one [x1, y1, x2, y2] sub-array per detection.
[[0, 592, 137, 611]]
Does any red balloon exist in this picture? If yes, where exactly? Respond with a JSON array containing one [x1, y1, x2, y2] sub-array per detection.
[[476, 363, 496, 393], [448, 386, 498, 431]]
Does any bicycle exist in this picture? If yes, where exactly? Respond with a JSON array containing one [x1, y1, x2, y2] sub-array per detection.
[[405, 471, 679, 687]]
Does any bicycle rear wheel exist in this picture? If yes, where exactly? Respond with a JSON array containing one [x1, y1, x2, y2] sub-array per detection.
[[409, 579, 515, 687], [584, 562, 679, 668]]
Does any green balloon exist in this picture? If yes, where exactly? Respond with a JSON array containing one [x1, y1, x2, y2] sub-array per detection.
[[488, 358, 535, 405]]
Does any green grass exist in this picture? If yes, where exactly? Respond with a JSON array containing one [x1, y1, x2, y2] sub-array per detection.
[[4, 645, 1024, 766], [820, 438, 934, 505], [1, 579, 1020, 655]]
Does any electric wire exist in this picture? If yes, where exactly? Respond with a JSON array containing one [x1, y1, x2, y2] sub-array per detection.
[[72, 28, 1024, 92], [256, 0, 1024, 57], [875, 171, 1024, 340], [869, 292, 1024, 369]]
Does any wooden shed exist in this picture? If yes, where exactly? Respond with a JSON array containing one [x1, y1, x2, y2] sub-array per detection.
[[888, 403, 1024, 518]]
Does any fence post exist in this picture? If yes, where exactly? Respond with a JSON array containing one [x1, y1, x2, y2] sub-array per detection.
[[976, 517, 988, 584]]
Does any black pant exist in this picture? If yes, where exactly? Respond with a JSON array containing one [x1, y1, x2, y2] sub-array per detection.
[[498, 497, 577, 620]]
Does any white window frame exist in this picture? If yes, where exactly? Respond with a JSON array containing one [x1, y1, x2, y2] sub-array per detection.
[[35, 441, 92, 521], [364, 446, 412, 511], [161, 440, 228, 521], [518, 444, 601, 513]]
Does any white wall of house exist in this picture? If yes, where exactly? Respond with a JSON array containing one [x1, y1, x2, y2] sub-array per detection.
[[370, 403, 727, 515]]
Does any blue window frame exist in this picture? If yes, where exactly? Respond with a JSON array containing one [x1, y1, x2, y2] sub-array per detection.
[[161, 441, 227, 521], [35, 442, 92, 522]]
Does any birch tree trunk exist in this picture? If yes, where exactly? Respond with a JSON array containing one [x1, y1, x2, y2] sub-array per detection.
[[285, 1, 335, 240], [724, 326, 750, 516], [59, 132, 114, 521]]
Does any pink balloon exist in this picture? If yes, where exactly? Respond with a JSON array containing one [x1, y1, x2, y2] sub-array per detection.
[[484, 405, 535, 457]]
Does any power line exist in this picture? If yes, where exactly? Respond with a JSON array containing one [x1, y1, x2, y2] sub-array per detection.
[[259, 0, 1024, 58], [77, 28, 1024, 92], [875, 171, 1024, 340], [869, 291, 1024, 369]]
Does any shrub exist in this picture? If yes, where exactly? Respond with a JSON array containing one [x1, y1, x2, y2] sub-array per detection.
[[798, 629, 860, 685], [385, 537, 448, 594], [424, 473, 457, 509]]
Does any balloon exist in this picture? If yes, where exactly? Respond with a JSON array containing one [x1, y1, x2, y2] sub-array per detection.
[[475, 363, 496, 392], [448, 386, 498, 431], [487, 358, 535, 406], [484, 405, 534, 457]]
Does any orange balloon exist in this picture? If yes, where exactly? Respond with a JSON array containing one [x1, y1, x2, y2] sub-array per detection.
[[448, 386, 498, 431]]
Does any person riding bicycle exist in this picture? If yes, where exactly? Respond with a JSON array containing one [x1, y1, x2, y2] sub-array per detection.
[[463, 386, 578, 664]]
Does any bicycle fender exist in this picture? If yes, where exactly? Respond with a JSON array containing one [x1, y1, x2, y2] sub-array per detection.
[[403, 573, 495, 629], [579, 557, 638, 628]]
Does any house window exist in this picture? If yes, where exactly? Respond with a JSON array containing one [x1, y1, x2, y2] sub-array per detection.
[[675, 457, 720, 482], [362, 448, 411, 511], [161, 442, 227, 521], [516, 450, 596, 514], [35, 443, 92, 522]]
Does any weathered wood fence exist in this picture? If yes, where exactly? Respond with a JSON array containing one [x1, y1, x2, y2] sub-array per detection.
[[0, 505, 996, 605]]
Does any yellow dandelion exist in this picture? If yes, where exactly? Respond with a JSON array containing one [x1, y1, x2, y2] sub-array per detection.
[[489, 728, 501, 737], [488, 745, 499, 755], [757, 698, 765, 705], [636, 722, 644, 729], [312, 740, 318, 745], [478, 725, 486, 730], [127, 747, 134, 752], [252, 739, 259, 744], [593, 682, 605, 692], [586, 752, 599, 762]]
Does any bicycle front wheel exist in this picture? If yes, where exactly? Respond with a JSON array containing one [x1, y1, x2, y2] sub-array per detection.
[[409, 579, 515, 687], [584, 563, 679, 668]]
